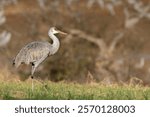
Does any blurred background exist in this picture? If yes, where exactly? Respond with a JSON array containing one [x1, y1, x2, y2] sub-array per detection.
[[0, 0, 150, 86]]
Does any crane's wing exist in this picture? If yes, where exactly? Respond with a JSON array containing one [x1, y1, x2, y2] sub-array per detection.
[[26, 42, 50, 61], [14, 41, 51, 67]]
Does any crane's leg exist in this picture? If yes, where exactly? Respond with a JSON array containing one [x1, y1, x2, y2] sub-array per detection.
[[31, 64, 36, 78], [31, 77, 34, 92], [30, 57, 47, 91], [31, 63, 37, 92]]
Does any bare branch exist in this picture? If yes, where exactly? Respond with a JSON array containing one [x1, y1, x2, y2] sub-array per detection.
[[108, 32, 124, 54], [67, 29, 107, 55], [135, 57, 145, 69], [0, 31, 11, 47], [0, 9, 6, 25]]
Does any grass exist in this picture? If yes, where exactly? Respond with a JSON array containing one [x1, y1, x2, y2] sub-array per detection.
[[0, 81, 150, 100]]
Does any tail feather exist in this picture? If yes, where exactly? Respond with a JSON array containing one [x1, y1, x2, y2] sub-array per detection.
[[12, 58, 21, 68], [12, 59, 15, 66]]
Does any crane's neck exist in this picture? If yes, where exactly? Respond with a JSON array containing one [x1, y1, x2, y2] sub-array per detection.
[[48, 32, 60, 55]]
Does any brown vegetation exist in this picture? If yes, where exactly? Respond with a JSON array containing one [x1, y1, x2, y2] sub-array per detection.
[[0, 0, 150, 86]]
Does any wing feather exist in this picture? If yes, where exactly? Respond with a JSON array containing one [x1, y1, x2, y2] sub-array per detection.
[[14, 41, 51, 67]]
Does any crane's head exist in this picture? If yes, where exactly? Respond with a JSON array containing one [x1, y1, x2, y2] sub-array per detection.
[[49, 27, 67, 35]]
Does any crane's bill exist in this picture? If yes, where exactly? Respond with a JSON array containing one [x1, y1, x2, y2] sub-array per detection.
[[58, 30, 67, 35]]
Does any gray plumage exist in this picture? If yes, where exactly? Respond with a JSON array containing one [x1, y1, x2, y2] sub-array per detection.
[[13, 27, 67, 79], [14, 41, 51, 67]]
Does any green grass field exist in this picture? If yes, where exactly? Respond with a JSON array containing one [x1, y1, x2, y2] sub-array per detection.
[[0, 81, 150, 100]]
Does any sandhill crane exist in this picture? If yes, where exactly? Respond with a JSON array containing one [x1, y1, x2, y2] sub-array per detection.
[[13, 27, 67, 90]]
